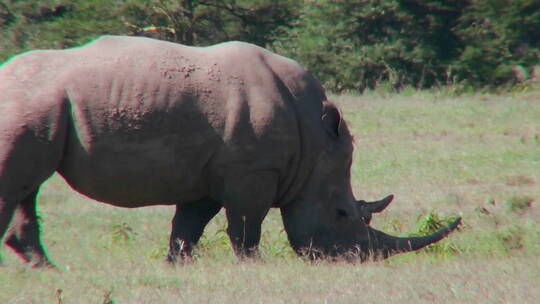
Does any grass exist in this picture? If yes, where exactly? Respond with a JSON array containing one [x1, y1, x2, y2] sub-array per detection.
[[1, 89, 539, 303]]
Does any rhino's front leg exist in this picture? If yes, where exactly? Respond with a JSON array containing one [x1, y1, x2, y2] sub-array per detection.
[[225, 209, 268, 258], [167, 198, 222, 263], [223, 172, 277, 259]]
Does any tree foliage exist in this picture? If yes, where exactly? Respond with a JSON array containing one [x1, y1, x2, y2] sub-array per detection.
[[0, 0, 538, 91], [275, 0, 539, 91], [275, 0, 461, 91], [451, 0, 540, 86], [0, 0, 126, 56], [119, 0, 300, 46]]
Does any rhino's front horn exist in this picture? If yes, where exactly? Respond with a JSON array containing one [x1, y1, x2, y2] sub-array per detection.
[[358, 194, 394, 213], [370, 217, 462, 259]]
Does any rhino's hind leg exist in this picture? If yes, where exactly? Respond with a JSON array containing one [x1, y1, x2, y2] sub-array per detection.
[[0, 140, 63, 267], [0, 199, 17, 266], [167, 198, 222, 263], [0, 91, 68, 267], [4, 189, 54, 268]]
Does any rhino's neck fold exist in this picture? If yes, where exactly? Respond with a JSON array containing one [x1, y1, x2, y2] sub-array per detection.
[[270, 77, 322, 207]]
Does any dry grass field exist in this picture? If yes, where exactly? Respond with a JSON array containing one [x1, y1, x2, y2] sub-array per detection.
[[1, 89, 539, 303]]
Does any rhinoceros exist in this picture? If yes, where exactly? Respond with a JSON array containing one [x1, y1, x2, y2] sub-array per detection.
[[0, 36, 460, 267]]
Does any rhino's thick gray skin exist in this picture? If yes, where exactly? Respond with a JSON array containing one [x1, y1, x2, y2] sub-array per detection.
[[0, 36, 460, 267]]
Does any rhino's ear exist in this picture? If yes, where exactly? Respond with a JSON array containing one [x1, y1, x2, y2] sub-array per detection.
[[322, 101, 342, 138]]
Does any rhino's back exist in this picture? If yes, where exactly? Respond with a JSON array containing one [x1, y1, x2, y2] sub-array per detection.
[[55, 36, 302, 206]]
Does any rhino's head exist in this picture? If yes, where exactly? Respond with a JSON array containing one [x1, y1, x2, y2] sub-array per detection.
[[280, 101, 461, 261]]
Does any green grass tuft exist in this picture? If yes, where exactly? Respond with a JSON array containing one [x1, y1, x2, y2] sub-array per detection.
[[505, 196, 535, 213], [408, 212, 462, 256]]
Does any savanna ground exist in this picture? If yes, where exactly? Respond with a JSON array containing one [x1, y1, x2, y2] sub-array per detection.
[[0, 89, 539, 303]]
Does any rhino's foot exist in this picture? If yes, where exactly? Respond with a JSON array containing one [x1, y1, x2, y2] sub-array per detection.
[[167, 198, 223, 266], [231, 245, 262, 262], [30, 257, 57, 269], [166, 250, 195, 265], [5, 233, 56, 269], [11, 244, 57, 269]]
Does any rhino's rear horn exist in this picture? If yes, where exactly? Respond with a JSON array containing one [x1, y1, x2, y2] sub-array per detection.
[[358, 194, 394, 214]]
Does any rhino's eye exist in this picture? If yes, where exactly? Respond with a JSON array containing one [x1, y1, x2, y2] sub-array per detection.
[[336, 208, 348, 220]]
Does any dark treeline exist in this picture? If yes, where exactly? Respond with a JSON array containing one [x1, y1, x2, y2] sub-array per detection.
[[1, 0, 539, 92]]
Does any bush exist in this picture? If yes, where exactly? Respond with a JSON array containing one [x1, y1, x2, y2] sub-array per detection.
[[274, 0, 464, 91], [0, 0, 127, 61], [451, 0, 540, 86], [274, 0, 540, 92]]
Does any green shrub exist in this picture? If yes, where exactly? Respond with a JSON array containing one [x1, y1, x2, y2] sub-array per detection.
[[408, 212, 461, 255], [111, 222, 137, 243]]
